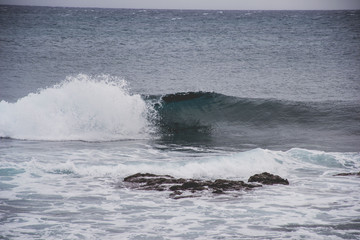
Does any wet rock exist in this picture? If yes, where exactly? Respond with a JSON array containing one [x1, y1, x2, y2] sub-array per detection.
[[169, 180, 206, 192], [123, 173, 186, 191], [210, 179, 259, 192], [123, 172, 286, 198], [334, 172, 360, 177], [248, 172, 289, 185]]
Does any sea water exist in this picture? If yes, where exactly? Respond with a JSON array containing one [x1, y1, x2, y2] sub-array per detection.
[[0, 6, 360, 239]]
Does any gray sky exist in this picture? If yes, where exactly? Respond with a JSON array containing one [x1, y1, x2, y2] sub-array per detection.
[[0, 0, 360, 10]]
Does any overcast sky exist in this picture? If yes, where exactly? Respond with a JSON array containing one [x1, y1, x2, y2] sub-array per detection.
[[0, 0, 360, 10]]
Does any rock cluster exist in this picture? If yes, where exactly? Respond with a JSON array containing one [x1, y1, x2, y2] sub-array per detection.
[[248, 172, 289, 185], [334, 172, 360, 177], [123, 172, 289, 199]]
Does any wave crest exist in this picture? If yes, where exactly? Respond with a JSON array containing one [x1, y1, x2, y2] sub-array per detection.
[[153, 91, 359, 132], [0, 74, 152, 141]]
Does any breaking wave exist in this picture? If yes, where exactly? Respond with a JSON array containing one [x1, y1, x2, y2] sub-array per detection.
[[150, 91, 359, 133], [0, 74, 152, 141], [1, 79, 359, 150]]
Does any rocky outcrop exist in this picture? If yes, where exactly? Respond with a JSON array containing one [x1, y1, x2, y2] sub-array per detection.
[[248, 172, 289, 185], [334, 172, 360, 177], [123, 172, 288, 199]]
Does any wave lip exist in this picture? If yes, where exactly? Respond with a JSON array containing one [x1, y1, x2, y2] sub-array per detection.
[[145, 91, 360, 151], [153, 91, 360, 130], [0, 74, 153, 141]]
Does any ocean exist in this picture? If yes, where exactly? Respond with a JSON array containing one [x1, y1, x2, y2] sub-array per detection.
[[0, 5, 360, 239]]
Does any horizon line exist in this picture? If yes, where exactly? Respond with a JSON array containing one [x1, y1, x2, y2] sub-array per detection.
[[1, 3, 359, 11]]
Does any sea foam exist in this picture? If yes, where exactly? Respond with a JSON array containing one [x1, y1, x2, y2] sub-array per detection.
[[23, 147, 359, 181], [0, 74, 152, 141]]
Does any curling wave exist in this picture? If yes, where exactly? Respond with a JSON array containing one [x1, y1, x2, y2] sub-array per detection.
[[149, 91, 359, 133], [142, 91, 360, 151]]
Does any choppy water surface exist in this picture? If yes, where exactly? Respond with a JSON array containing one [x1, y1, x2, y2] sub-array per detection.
[[1, 6, 359, 240]]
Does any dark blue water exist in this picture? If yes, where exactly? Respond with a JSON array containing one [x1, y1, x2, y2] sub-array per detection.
[[1, 6, 360, 240], [1, 7, 360, 102]]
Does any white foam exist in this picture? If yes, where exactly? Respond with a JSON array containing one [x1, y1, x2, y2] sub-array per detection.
[[33, 147, 359, 183], [10, 146, 357, 184], [0, 74, 152, 141], [2, 146, 359, 240], [31, 148, 289, 180]]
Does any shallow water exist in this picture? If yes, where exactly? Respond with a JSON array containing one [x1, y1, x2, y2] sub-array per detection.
[[1, 139, 360, 239]]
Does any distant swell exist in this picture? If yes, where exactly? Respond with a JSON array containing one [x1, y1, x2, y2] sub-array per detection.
[[0, 74, 152, 141]]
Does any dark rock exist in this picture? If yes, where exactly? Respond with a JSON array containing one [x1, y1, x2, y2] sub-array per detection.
[[248, 172, 289, 185], [123, 173, 186, 191], [210, 179, 260, 191], [169, 180, 206, 192], [334, 172, 360, 177], [123, 172, 288, 199], [124, 173, 175, 183]]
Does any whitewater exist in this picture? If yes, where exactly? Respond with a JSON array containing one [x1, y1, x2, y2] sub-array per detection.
[[1, 6, 360, 240], [0, 75, 151, 141], [1, 75, 359, 240]]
